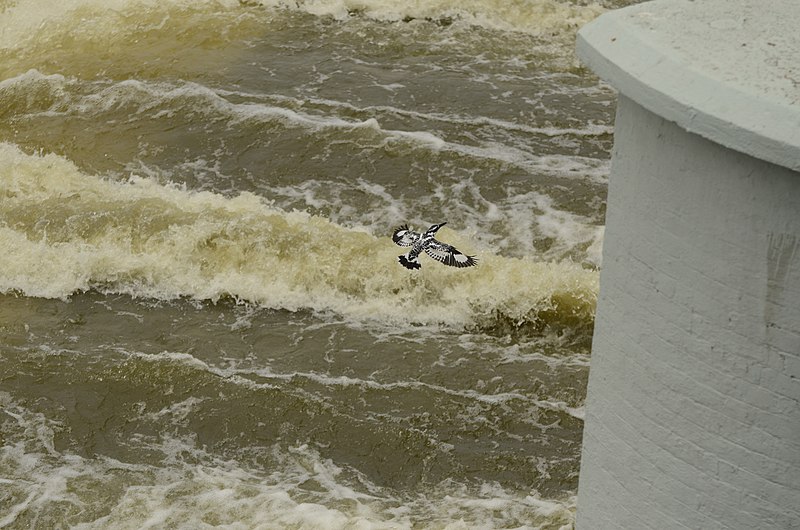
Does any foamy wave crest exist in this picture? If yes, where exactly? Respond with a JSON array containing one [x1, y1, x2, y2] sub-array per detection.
[[0, 71, 446, 150], [0, 0, 604, 60], [255, 0, 605, 35], [0, 144, 597, 332]]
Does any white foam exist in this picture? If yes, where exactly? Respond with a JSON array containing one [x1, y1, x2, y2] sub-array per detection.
[[253, 0, 605, 36], [0, 143, 599, 332], [15, 74, 451, 151], [117, 349, 276, 391], [226, 87, 613, 139], [0, 396, 577, 528], [127, 354, 587, 425], [422, 176, 605, 264], [228, 89, 612, 180], [0, 70, 610, 198], [140, 396, 208, 423]]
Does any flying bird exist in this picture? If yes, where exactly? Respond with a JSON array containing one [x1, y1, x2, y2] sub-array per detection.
[[392, 222, 477, 270]]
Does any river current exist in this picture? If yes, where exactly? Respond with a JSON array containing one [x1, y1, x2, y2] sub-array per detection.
[[0, 0, 636, 527]]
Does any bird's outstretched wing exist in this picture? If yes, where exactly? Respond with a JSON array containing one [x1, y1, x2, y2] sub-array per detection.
[[424, 239, 477, 268], [392, 225, 420, 247]]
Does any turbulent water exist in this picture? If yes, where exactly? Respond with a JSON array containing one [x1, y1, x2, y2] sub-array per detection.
[[0, 0, 635, 527]]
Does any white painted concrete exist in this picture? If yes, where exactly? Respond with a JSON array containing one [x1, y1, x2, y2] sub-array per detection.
[[576, 0, 800, 172], [575, 1, 800, 528]]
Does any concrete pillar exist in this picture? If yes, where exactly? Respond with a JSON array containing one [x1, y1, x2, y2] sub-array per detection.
[[575, 1, 800, 529]]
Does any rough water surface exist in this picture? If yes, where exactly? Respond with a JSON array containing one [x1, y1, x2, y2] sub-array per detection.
[[0, 0, 636, 527]]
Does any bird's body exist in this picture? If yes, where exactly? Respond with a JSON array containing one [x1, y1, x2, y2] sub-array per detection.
[[392, 222, 477, 270]]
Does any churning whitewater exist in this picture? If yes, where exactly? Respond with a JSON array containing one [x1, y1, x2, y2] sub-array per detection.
[[0, 0, 628, 527], [0, 143, 596, 332]]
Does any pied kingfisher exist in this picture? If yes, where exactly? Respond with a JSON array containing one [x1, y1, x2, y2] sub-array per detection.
[[392, 222, 477, 270]]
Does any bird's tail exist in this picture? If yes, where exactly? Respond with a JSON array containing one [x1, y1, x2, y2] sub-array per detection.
[[398, 253, 421, 270]]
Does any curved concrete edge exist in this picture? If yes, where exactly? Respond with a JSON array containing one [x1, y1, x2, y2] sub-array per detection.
[[576, 8, 800, 173]]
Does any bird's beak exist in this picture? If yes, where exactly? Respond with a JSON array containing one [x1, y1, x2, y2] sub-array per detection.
[[440, 222, 447, 227]]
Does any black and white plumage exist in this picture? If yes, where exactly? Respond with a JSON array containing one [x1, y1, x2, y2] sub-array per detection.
[[392, 222, 477, 270]]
